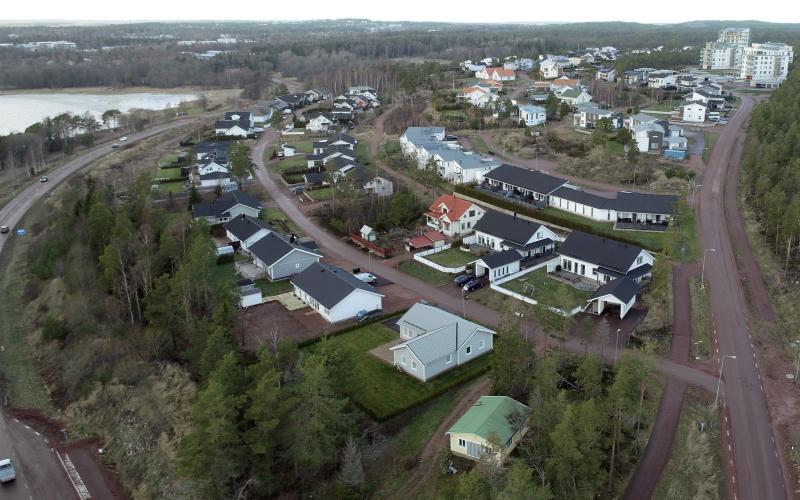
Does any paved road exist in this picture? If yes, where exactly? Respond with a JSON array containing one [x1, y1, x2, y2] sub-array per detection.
[[0, 118, 196, 500], [698, 94, 786, 499], [0, 412, 75, 500]]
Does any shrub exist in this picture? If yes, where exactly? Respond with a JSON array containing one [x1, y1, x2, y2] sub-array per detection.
[[41, 314, 71, 343], [216, 254, 235, 265]]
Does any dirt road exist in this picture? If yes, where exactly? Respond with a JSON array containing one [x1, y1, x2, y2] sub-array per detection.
[[392, 378, 491, 500], [697, 94, 786, 499]]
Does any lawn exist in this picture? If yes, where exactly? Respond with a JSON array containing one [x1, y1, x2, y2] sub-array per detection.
[[155, 167, 183, 179], [643, 100, 682, 113], [158, 153, 179, 167], [702, 132, 719, 163], [254, 278, 293, 296], [605, 140, 625, 156], [689, 277, 712, 361], [305, 187, 334, 202], [304, 323, 492, 420], [498, 268, 591, 311], [399, 261, 455, 286], [156, 182, 187, 194], [274, 155, 308, 173], [539, 208, 669, 251], [653, 388, 723, 500], [424, 247, 476, 268], [261, 207, 303, 235]]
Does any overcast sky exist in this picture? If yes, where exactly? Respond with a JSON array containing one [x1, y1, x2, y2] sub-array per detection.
[[2, 0, 799, 24]]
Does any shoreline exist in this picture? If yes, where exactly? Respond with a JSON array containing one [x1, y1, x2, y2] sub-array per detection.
[[0, 86, 239, 97]]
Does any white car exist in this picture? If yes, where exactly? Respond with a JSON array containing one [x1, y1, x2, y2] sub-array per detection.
[[119, 136, 128, 142], [0, 226, 9, 234], [353, 272, 377, 284], [39, 176, 48, 182], [0, 458, 16, 483]]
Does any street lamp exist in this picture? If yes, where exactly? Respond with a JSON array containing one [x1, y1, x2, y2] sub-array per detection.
[[714, 355, 737, 408], [615, 328, 622, 364], [701, 248, 716, 289]]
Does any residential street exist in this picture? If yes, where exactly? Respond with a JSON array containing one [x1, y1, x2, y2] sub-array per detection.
[[697, 94, 787, 499]]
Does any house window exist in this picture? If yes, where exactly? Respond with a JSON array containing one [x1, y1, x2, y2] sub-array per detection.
[[469, 210, 475, 217], [458, 438, 466, 448], [537, 231, 542, 239], [479, 339, 485, 350], [401, 355, 407, 366], [637, 256, 643, 265], [466, 346, 472, 355], [412, 361, 417, 370], [446, 354, 453, 364]]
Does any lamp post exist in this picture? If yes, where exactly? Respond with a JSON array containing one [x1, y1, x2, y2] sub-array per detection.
[[714, 355, 737, 408], [615, 328, 622, 364], [701, 248, 716, 289]]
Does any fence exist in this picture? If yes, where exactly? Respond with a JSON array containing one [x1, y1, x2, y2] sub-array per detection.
[[413, 243, 471, 274], [489, 263, 582, 317]]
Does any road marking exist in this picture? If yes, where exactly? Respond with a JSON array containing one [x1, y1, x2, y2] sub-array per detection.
[[13, 418, 19, 423], [34, 431, 40, 436], [729, 444, 732, 451], [726, 429, 730, 437], [24, 425, 31, 430]]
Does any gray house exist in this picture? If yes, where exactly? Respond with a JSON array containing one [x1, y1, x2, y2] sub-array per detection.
[[191, 190, 262, 224], [249, 233, 322, 281], [390, 303, 495, 382]]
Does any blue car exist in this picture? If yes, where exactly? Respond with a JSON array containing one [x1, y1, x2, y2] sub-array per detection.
[[463, 279, 484, 292], [454, 274, 472, 286]]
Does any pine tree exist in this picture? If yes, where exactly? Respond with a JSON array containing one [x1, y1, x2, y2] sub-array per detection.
[[339, 436, 365, 488]]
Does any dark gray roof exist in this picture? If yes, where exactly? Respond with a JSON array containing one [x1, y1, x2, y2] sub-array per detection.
[[590, 277, 639, 303], [249, 232, 316, 267], [200, 171, 230, 180], [473, 210, 547, 247], [480, 249, 522, 268], [224, 111, 252, 121], [195, 141, 232, 154], [615, 192, 678, 215], [558, 231, 644, 274], [484, 164, 567, 195], [501, 237, 553, 252], [214, 119, 250, 131], [191, 190, 262, 219], [223, 215, 276, 241], [291, 262, 380, 309], [551, 186, 616, 210], [304, 171, 326, 184]]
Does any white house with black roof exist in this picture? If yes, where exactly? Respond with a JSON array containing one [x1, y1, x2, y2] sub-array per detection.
[[473, 210, 560, 259], [249, 233, 322, 281], [312, 132, 356, 153], [194, 141, 232, 161], [191, 191, 262, 224], [214, 119, 251, 138], [586, 277, 639, 318], [291, 262, 384, 323], [557, 231, 654, 286], [224, 215, 277, 252], [549, 186, 618, 221], [475, 249, 523, 282], [483, 164, 568, 207], [615, 192, 678, 224], [199, 170, 234, 188]]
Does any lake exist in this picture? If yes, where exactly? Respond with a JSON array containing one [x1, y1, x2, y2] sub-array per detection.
[[0, 91, 199, 135]]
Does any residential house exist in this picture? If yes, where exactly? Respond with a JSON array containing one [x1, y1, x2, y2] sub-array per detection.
[[327, 157, 394, 197], [476, 67, 516, 82], [250, 232, 322, 281], [213, 119, 251, 138], [313, 132, 356, 153], [685, 89, 725, 110], [587, 277, 639, 319], [291, 262, 383, 323], [447, 396, 530, 463], [557, 231, 654, 286], [461, 86, 502, 108], [305, 145, 356, 168], [473, 210, 559, 259], [432, 149, 501, 185], [390, 303, 495, 382], [194, 141, 232, 161], [539, 58, 562, 79], [306, 112, 335, 132], [647, 70, 678, 88], [223, 112, 253, 128], [191, 190, 262, 224], [224, 215, 276, 252], [405, 230, 447, 252], [483, 163, 568, 207], [596, 67, 616, 82], [615, 191, 678, 224], [197, 158, 229, 176], [623, 69, 646, 87], [199, 171, 233, 188], [549, 186, 618, 221], [549, 77, 580, 92], [557, 88, 592, 106], [682, 101, 708, 122], [400, 126, 451, 168], [518, 104, 547, 126], [475, 249, 522, 283], [424, 194, 485, 237], [276, 93, 308, 109], [572, 106, 623, 129]]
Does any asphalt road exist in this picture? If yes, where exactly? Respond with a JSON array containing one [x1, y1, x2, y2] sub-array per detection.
[[0, 118, 196, 500], [698, 94, 786, 499]]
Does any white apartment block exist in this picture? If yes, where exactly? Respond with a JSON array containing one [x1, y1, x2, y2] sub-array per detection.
[[738, 43, 794, 83], [718, 27, 750, 47]]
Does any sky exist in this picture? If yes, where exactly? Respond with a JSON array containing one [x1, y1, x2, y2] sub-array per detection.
[[2, 0, 799, 24]]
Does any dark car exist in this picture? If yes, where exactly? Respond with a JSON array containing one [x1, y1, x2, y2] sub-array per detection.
[[454, 274, 472, 286], [111, 144, 120, 149], [356, 309, 382, 322], [463, 279, 484, 292]]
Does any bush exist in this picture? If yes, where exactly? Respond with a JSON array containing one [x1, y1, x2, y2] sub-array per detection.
[[41, 314, 70, 343], [216, 254, 235, 265]]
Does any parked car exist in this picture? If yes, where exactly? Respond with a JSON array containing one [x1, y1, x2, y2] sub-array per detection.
[[0, 459, 16, 483], [356, 309, 382, 322], [39, 176, 48, 182], [354, 272, 377, 284], [289, 185, 305, 194], [111, 143, 120, 149], [454, 274, 472, 286], [463, 279, 484, 292], [119, 136, 128, 142], [0, 226, 9, 234]]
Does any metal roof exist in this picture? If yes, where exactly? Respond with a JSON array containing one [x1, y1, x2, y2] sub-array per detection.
[[291, 262, 382, 309], [589, 277, 639, 304], [484, 163, 567, 195], [473, 210, 549, 247], [447, 396, 530, 443], [558, 231, 645, 274], [479, 249, 522, 268]]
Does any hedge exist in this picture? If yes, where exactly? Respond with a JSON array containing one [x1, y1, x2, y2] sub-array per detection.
[[296, 309, 408, 348], [454, 185, 665, 252], [157, 176, 189, 184]]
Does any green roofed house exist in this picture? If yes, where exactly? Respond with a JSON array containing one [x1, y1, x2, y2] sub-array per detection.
[[446, 396, 530, 463]]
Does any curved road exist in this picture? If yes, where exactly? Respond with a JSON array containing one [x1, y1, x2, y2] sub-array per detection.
[[698, 94, 786, 499], [0, 117, 197, 500]]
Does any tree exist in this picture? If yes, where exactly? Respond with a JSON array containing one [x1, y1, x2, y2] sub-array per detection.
[[559, 102, 570, 119], [574, 355, 603, 400], [454, 469, 489, 500], [178, 351, 249, 498], [545, 94, 559, 120], [101, 109, 121, 130], [339, 436, 365, 489], [615, 127, 632, 146], [491, 329, 537, 400], [86, 201, 114, 256], [269, 110, 284, 130], [230, 142, 255, 191], [502, 460, 554, 500]]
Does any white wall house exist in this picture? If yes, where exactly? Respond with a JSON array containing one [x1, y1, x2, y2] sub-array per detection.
[[473, 210, 560, 259], [557, 231, 655, 285], [539, 59, 560, 79], [291, 262, 383, 323], [682, 102, 708, 122], [518, 104, 546, 126], [425, 194, 486, 237], [307, 113, 334, 132]]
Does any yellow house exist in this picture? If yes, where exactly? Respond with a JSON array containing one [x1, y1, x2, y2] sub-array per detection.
[[446, 396, 530, 463]]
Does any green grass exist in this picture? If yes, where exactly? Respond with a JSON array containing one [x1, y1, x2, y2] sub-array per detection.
[[498, 268, 591, 311], [642, 100, 682, 112], [689, 277, 712, 360], [653, 388, 723, 500], [254, 278, 293, 296], [305, 187, 334, 201], [273, 155, 308, 172], [540, 208, 667, 250], [305, 323, 492, 420], [605, 140, 625, 156], [156, 167, 183, 179], [736, 88, 774, 94], [158, 153, 179, 167], [156, 182, 187, 194], [399, 261, 455, 285], [702, 132, 719, 163], [261, 207, 302, 235], [208, 262, 238, 289], [424, 247, 476, 268]]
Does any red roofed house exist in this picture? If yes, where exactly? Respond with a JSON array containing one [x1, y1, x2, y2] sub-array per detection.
[[425, 194, 486, 237], [406, 230, 447, 252], [476, 67, 517, 82]]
